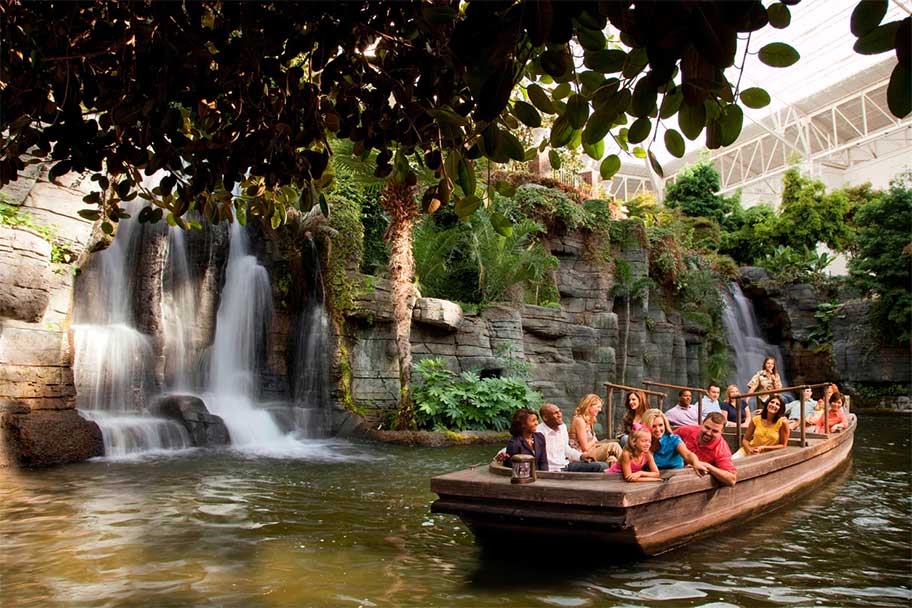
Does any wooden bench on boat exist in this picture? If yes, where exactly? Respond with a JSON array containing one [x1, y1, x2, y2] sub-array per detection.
[[431, 382, 855, 556]]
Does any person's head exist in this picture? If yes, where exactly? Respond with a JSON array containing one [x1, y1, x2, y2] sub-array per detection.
[[510, 408, 538, 437], [699, 413, 726, 445], [642, 408, 671, 440], [802, 387, 813, 401], [623, 391, 648, 421], [574, 394, 603, 422], [726, 384, 741, 402], [828, 392, 844, 410], [627, 428, 652, 455], [763, 356, 777, 374], [539, 403, 563, 430], [678, 390, 692, 407], [707, 385, 720, 401], [762, 394, 787, 422]]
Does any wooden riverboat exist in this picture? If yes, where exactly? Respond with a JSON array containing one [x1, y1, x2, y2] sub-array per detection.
[[431, 385, 855, 556]]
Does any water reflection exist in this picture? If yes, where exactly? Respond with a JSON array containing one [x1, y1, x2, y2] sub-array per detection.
[[1, 417, 909, 608]]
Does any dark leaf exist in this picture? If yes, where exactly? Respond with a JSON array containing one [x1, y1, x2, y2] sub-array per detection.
[[887, 63, 911, 118], [552, 82, 572, 99], [622, 48, 648, 78], [548, 149, 562, 170], [664, 128, 685, 158], [512, 100, 542, 127], [720, 104, 743, 146], [101, 221, 114, 235], [767, 3, 791, 29], [659, 87, 684, 119], [678, 101, 706, 140], [77, 209, 100, 221], [566, 94, 589, 129], [541, 46, 571, 78], [319, 192, 330, 217], [48, 160, 71, 180], [758, 42, 800, 67], [527, 84, 557, 114], [494, 180, 516, 197], [648, 150, 663, 178], [457, 157, 476, 196], [851, 0, 888, 37], [454, 194, 482, 218], [627, 116, 651, 144], [576, 26, 606, 51], [583, 49, 627, 73], [853, 21, 900, 55], [631, 75, 658, 117], [740, 87, 771, 109], [583, 89, 630, 144], [550, 114, 574, 147]]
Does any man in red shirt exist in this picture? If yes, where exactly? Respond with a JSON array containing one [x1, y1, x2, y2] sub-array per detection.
[[674, 412, 737, 487]]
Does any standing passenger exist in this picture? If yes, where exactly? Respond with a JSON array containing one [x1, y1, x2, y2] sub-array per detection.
[[747, 355, 782, 408]]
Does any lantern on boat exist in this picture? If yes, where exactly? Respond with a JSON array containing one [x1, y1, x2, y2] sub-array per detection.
[[510, 453, 536, 484]]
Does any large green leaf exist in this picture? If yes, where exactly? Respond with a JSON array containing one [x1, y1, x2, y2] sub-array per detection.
[[740, 87, 771, 109], [599, 154, 621, 180], [648, 150, 663, 178], [678, 101, 706, 140], [579, 71, 606, 97], [454, 195, 482, 218], [583, 89, 630, 144], [720, 104, 744, 146], [576, 26, 606, 51], [552, 82, 572, 100], [527, 84, 557, 114], [631, 76, 657, 117], [664, 128, 685, 158], [851, 0, 888, 37], [550, 115, 574, 148], [758, 42, 800, 67], [622, 48, 648, 78], [583, 49, 627, 73], [548, 149, 562, 170], [659, 87, 683, 119], [458, 157, 476, 196], [512, 100, 542, 128], [566, 94, 590, 129], [853, 21, 900, 55], [490, 211, 513, 237], [767, 3, 791, 29], [582, 138, 605, 161], [627, 116, 651, 144], [501, 131, 525, 162]]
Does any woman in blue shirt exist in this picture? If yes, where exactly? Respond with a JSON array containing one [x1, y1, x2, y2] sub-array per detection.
[[641, 409, 702, 470]]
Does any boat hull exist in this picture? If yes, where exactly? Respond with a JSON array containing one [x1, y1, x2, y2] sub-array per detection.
[[431, 419, 855, 555]]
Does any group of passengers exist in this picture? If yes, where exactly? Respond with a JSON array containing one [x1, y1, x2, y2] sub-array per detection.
[[500, 355, 849, 486]]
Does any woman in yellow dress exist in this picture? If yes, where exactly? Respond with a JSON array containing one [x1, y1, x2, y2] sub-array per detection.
[[733, 394, 790, 459]]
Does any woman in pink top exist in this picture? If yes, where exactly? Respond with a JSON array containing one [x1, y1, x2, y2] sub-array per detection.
[[815, 392, 849, 433], [608, 428, 661, 482]]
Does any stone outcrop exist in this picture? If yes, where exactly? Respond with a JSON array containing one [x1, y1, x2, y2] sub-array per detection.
[[341, 222, 710, 427], [149, 394, 230, 446], [0, 226, 53, 322], [0, 401, 103, 467], [831, 300, 911, 386]]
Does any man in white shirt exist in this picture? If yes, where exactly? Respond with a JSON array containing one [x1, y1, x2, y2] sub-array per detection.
[[700, 384, 723, 420], [538, 404, 608, 472], [786, 387, 817, 430], [665, 389, 699, 429]]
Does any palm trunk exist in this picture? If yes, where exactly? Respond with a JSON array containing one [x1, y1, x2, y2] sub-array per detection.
[[381, 180, 419, 430]]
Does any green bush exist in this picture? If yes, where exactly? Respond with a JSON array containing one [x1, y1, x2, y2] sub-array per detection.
[[665, 159, 738, 224], [412, 357, 544, 431], [757, 245, 835, 285]]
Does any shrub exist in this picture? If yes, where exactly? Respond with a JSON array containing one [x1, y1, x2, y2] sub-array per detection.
[[412, 357, 544, 431]]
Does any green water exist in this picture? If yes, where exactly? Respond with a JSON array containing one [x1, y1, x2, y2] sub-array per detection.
[[1, 415, 910, 607]]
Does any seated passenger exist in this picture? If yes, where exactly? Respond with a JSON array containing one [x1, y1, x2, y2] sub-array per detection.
[[814, 392, 849, 433], [503, 408, 548, 471], [700, 384, 723, 420], [733, 394, 790, 459], [607, 428, 661, 482], [674, 412, 737, 486], [538, 403, 608, 472], [665, 389, 699, 428], [786, 387, 817, 430], [720, 384, 751, 426], [569, 394, 622, 463], [617, 390, 648, 447], [642, 408, 701, 471]]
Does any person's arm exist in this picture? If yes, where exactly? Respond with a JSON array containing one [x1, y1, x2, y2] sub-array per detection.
[[676, 442, 710, 476], [702, 461, 737, 486], [534, 433, 549, 471], [747, 372, 760, 393], [571, 417, 594, 453], [772, 373, 782, 389], [638, 452, 662, 480], [741, 419, 758, 454], [619, 452, 635, 480]]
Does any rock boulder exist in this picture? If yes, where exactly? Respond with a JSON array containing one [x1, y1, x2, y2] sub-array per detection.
[[149, 394, 231, 447], [0, 403, 103, 467]]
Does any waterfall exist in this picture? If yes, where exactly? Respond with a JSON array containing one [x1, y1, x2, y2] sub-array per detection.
[[72, 204, 192, 456], [203, 220, 286, 446], [290, 237, 331, 437], [160, 225, 197, 391], [722, 282, 791, 396]]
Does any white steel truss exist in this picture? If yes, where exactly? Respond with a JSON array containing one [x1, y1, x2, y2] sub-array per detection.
[[601, 172, 656, 200], [703, 76, 911, 199]]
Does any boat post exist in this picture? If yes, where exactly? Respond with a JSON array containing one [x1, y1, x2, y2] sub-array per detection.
[[800, 387, 807, 448], [606, 388, 613, 439]]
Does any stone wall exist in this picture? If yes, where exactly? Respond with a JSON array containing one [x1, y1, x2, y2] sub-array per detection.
[[0, 169, 103, 466], [341, 225, 710, 428], [739, 267, 910, 409]]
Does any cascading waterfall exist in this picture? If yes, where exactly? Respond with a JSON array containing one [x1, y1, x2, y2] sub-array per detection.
[[722, 282, 791, 395], [160, 225, 198, 391], [290, 237, 331, 437], [203, 220, 286, 446], [72, 205, 192, 456]]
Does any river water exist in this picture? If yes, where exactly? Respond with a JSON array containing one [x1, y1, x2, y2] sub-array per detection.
[[1, 415, 909, 608]]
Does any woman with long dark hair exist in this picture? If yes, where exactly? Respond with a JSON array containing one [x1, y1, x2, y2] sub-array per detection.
[[733, 394, 790, 459]]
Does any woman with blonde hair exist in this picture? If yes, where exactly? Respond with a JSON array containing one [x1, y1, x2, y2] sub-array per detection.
[[569, 394, 621, 463], [641, 408, 703, 470]]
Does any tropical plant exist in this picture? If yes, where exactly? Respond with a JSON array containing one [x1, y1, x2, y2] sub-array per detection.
[[412, 357, 543, 432], [848, 172, 912, 344], [664, 159, 738, 225], [757, 245, 835, 285], [774, 168, 854, 253]]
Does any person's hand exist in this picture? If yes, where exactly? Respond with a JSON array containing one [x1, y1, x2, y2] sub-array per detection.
[[580, 452, 595, 463], [494, 452, 507, 462], [747, 446, 759, 455], [691, 461, 709, 477], [625, 471, 640, 482]]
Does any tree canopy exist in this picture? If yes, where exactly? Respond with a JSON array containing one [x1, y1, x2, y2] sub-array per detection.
[[2, 0, 851, 233]]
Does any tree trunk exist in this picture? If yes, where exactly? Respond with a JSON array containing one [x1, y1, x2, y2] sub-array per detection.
[[621, 296, 630, 385], [380, 180, 419, 430]]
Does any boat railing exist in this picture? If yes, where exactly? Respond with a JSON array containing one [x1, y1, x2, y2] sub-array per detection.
[[737, 383, 839, 448], [603, 382, 667, 439]]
